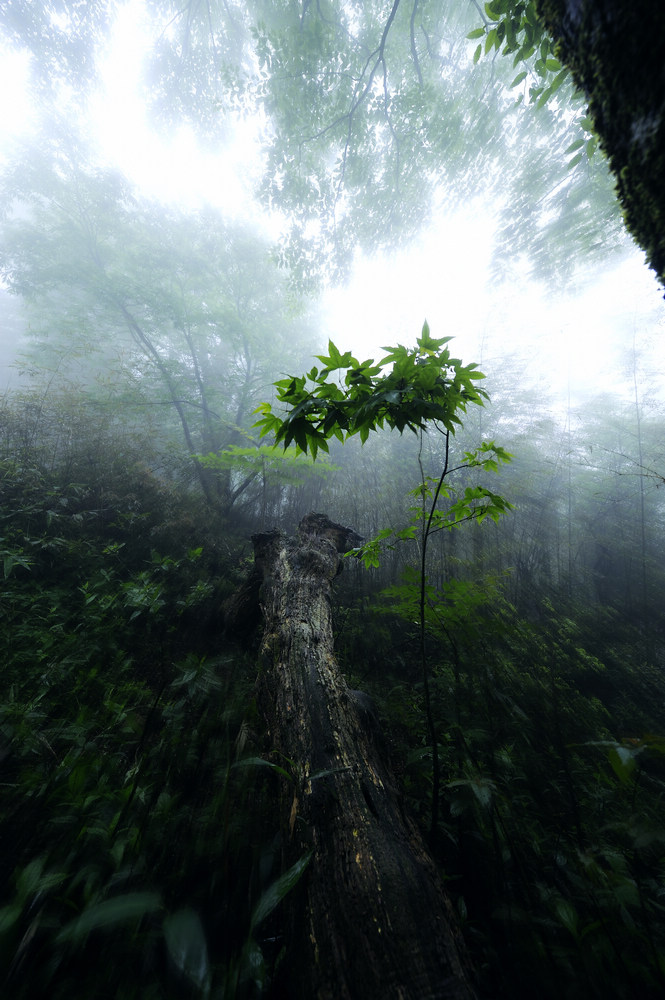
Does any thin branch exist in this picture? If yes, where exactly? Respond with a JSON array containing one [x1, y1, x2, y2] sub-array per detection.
[[417, 426, 451, 844], [299, 0, 404, 219], [410, 0, 423, 87], [205, 0, 221, 68], [300, 0, 312, 30], [469, 0, 490, 26]]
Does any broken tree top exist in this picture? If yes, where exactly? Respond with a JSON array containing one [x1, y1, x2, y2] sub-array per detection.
[[252, 512, 364, 559], [251, 511, 477, 1000]]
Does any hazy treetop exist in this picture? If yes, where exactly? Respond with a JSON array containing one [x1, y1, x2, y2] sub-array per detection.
[[0, 0, 628, 286]]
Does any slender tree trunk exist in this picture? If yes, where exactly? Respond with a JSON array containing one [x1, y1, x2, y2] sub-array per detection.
[[631, 332, 648, 614], [251, 513, 476, 1000]]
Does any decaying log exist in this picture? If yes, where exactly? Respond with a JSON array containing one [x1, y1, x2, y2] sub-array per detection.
[[252, 512, 476, 1000]]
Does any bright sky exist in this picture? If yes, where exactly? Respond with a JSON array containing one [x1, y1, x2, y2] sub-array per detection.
[[320, 209, 493, 357], [320, 212, 665, 404], [0, 46, 33, 156], [1, 0, 663, 407], [91, 0, 266, 216]]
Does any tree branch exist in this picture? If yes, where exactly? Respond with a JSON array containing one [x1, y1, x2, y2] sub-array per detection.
[[410, 0, 423, 87]]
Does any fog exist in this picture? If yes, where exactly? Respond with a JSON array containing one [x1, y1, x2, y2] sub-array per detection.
[[2, 0, 663, 635], [1, 3, 665, 997], [2, 4, 663, 402], [2, 2, 663, 638]]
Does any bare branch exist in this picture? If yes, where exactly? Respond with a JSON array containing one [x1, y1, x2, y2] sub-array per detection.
[[410, 0, 423, 87], [296, 0, 404, 222]]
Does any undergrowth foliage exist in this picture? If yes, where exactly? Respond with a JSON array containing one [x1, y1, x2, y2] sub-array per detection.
[[260, 323, 665, 997], [338, 585, 665, 1000], [1, 363, 664, 999], [0, 404, 298, 999]]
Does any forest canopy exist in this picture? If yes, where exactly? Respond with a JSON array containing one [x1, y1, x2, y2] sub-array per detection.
[[0, 0, 635, 286]]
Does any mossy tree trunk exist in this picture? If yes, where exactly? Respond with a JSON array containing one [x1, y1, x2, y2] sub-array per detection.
[[251, 513, 476, 1000], [537, 0, 665, 287]]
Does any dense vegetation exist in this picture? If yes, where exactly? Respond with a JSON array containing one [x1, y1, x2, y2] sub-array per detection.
[[2, 339, 664, 996], [1, 0, 664, 997]]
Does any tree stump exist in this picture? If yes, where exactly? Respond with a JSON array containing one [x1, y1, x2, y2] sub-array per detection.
[[252, 513, 476, 1000]]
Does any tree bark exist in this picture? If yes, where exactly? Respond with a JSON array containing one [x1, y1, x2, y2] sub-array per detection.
[[536, 0, 665, 289], [251, 513, 476, 1000]]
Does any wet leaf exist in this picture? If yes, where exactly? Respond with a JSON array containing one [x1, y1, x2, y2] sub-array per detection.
[[56, 892, 162, 943], [249, 851, 312, 933], [163, 909, 210, 996]]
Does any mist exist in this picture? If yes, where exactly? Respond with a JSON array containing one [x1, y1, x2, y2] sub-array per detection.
[[1, 3, 664, 998]]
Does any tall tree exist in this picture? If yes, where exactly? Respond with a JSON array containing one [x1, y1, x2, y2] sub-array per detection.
[[537, 0, 665, 288], [471, 0, 665, 290], [0, 137, 314, 509]]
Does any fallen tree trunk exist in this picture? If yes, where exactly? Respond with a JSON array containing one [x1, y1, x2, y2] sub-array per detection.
[[251, 513, 476, 1000]]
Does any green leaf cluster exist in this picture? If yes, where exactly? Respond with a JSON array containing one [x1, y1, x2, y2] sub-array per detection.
[[354, 445, 514, 570], [255, 322, 488, 459], [468, 2, 568, 101], [198, 442, 337, 487], [468, 0, 599, 159]]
